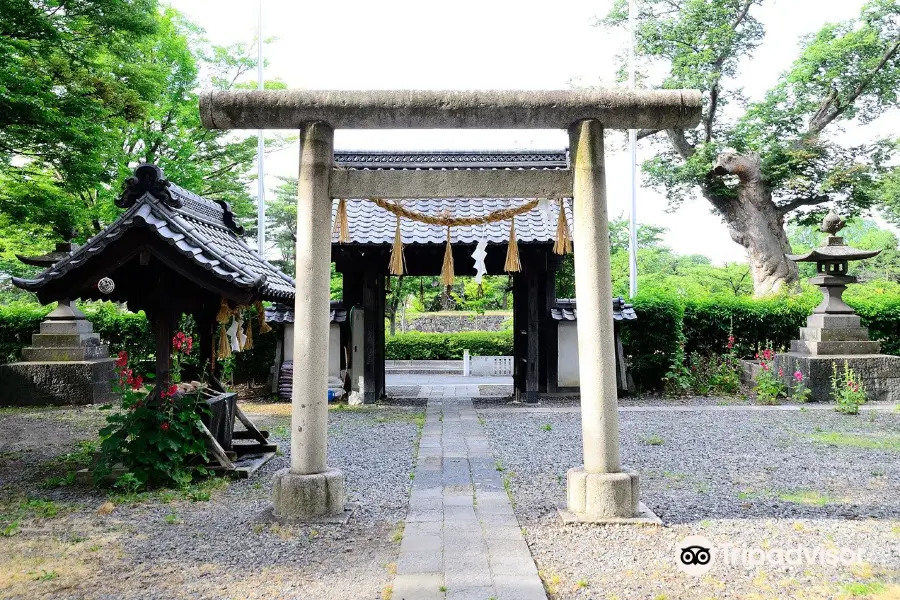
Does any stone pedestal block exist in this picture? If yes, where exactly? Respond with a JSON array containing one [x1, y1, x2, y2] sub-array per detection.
[[0, 359, 116, 406], [271, 467, 345, 520], [774, 352, 900, 403], [566, 467, 638, 519]]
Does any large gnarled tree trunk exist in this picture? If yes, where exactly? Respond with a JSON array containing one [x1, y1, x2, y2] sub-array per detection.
[[709, 152, 799, 296]]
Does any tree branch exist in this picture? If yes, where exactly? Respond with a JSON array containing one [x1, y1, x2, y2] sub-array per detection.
[[776, 194, 830, 216], [808, 37, 900, 134], [637, 129, 661, 140], [666, 129, 696, 160]]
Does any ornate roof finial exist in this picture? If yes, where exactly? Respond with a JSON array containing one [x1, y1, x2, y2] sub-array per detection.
[[820, 211, 845, 236], [116, 164, 182, 209]]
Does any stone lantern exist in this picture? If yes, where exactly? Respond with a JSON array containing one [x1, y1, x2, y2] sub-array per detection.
[[777, 213, 900, 402]]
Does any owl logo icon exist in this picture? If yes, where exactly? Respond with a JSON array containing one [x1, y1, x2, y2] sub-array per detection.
[[676, 535, 715, 575]]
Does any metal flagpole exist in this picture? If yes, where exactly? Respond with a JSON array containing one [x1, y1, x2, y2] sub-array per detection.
[[628, 0, 639, 298], [256, 0, 266, 255]]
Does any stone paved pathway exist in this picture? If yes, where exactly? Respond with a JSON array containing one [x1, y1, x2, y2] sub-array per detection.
[[393, 396, 546, 600]]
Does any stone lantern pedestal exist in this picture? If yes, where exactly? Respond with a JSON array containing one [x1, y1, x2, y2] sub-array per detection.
[[0, 301, 116, 406]]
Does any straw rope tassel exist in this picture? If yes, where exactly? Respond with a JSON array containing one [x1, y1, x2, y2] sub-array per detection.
[[441, 227, 455, 287], [553, 198, 573, 255], [215, 298, 231, 323], [505, 219, 521, 273], [389, 215, 405, 275], [218, 324, 231, 359], [333, 198, 350, 243], [255, 300, 272, 334]]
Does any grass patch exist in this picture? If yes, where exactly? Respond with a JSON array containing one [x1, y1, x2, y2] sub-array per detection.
[[810, 432, 900, 452], [108, 476, 229, 505], [777, 489, 836, 506], [644, 434, 664, 446], [840, 582, 887, 597], [0, 498, 71, 535], [540, 423, 552, 432], [391, 521, 405, 543]]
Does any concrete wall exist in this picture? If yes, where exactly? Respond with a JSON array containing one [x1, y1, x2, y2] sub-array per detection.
[[558, 321, 580, 388]]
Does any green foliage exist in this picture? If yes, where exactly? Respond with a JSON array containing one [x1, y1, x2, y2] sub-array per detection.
[[831, 361, 867, 415], [753, 347, 786, 405], [95, 346, 209, 489], [385, 331, 513, 360], [622, 293, 683, 391], [0, 4, 278, 279]]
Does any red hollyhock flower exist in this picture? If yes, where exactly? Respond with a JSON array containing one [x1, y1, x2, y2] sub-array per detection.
[[167, 384, 178, 397], [161, 421, 170, 432], [176, 331, 185, 340], [130, 375, 143, 390], [115, 351, 128, 368]]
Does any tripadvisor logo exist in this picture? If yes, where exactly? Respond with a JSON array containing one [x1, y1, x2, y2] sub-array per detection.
[[677, 535, 714, 576], [676, 534, 865, 576]]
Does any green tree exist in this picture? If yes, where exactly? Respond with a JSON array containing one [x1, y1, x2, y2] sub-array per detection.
[[0, 5, 274, 269], [600, 0, 900, 296]]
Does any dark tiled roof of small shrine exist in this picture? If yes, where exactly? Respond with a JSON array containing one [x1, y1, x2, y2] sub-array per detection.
[[266, 302, 347, 324], [14, 164, 295, 301], [551, 298, 637, 322], [332, 150, 573, 247], [334, 150, 569, 170]]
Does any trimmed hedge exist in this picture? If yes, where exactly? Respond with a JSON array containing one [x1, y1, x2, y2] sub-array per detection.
[[4, 290, 900, 391], [385, 331, 513, 360]]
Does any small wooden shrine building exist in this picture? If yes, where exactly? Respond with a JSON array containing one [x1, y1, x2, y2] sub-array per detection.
[[13, 164, 291, 473]]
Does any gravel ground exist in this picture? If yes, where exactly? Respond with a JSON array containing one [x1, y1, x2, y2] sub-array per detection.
[[0, 403, 422, 600], [482, 405, 900, 599]]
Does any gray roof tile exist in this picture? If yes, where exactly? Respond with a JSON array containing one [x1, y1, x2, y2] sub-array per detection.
[[551, 298, 638, 322], [14, 164, 295, 301]]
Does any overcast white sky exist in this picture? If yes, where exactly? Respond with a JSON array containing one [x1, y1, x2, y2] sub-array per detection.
[[170, 0, 887, 263]]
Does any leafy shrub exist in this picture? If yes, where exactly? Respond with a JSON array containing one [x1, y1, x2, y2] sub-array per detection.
[[831, 361, 866, 415], [385, 331, 513, 360], [623, 294, 683, 391]]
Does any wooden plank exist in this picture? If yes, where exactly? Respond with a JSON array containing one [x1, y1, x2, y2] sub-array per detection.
[[234, 404, 270, 444], [512, 274, 526, 400], [545, 256, 559, 394], [331, 168, 573, 199], [199, 421, 235, 470], [374, 273, 386, 402]]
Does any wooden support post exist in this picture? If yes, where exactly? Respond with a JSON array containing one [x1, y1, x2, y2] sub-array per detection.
[[512, 273, 527, 400], [525, 257, 540, 405], [546, 255, 560, 394], [535, 250, 549, 395], [375, 272, 386, 402], [363, 265, 378, 404]]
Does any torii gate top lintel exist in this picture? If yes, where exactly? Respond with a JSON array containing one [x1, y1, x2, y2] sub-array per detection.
[[199, 89, 702, 131]]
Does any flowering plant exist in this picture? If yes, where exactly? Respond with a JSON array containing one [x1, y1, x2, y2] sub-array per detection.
[[754, 343, 785, 404], [790, 365, 812, 403], [96, 333, 209, 489], [831, 361, 866, 415]]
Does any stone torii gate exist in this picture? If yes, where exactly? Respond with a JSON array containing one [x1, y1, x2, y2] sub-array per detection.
[[200, 89, 701, 522]]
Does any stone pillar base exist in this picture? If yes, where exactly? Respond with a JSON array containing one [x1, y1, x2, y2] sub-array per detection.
[[271, 467, 345, 521], [562, 467, 661, 524]]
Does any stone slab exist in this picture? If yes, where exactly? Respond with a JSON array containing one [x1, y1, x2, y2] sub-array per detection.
[[558, 501, 663, 526], [39, 319, 95, 334], [791, 340, 881, 355], [22, 345, 109, 361], [799, 327, 870, 342], [32, 333, 102, 348], [806, 314, 861, 328], [201, 88, 703, 131], [775, 352, 900, 403], [0, 359, 116, 406]]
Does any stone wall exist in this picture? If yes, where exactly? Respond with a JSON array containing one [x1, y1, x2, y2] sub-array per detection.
[[404, 313, 510, 333]]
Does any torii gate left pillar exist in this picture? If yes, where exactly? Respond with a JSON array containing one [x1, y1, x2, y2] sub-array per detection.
[[200, 89, 701, 522]]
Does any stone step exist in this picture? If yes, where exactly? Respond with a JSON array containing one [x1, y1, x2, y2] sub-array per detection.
[[798, 327, 870, 342], [790, 340, 881, 355], [32, 333, 102, 348], [806, 314, 861, 329], [22, 346, 109, 361], [39, 319, 95, 334]]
